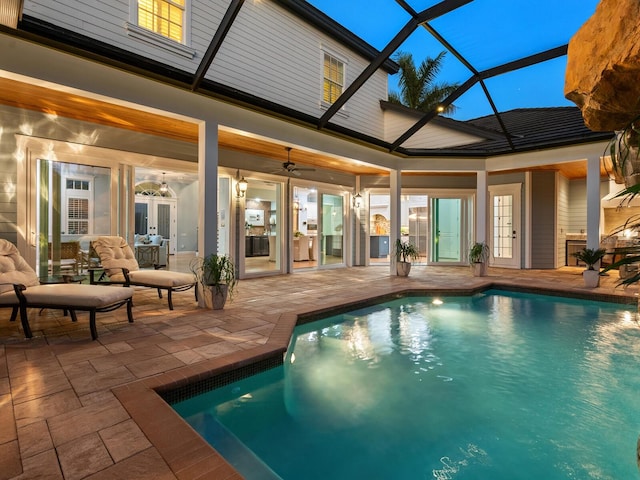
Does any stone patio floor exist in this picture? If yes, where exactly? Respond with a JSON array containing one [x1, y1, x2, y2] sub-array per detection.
[[1, 265, 638, 480]]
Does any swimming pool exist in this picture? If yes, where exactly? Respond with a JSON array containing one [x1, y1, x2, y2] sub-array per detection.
[[173, 290, 640, 479]]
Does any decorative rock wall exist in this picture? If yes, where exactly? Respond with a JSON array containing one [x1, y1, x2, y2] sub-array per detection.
[[564, 0, 640, 131]]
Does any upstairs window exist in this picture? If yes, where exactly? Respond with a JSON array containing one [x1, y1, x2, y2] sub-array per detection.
[[138, 0, 185, 43], [323, 53, 344, 104]]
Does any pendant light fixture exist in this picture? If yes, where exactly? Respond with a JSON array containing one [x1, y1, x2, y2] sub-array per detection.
[[159, 172, 169, 195]]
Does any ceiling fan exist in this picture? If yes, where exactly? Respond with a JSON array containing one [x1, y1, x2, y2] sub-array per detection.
[[274, 147, 315, 176]]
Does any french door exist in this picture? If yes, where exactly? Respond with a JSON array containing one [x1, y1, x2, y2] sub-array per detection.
[[430, 197, 463, 263], [135, 197, 177, 254], [489, 183, 521, 268]]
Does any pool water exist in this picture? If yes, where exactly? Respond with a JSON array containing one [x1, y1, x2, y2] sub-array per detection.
[[173, 290, 640, 479]]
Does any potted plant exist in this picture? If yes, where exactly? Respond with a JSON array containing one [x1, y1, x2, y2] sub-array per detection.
[[393, 238, 419, 277], [468, 241, 490, 277], [604, 114, 640, 187], [190, 254, 237, 309], [572, 247, 606, 288]]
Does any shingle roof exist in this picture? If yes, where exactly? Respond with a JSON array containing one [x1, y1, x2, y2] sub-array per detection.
[[407, 107, 613, 156]]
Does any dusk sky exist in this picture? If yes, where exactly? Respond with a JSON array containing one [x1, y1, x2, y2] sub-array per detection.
[[307, 0, 600, 120]]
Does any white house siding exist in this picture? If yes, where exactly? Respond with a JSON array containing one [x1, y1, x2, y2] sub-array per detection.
[[530, 171, 557, 269], [0, 168, 17, 243], [22, 0, 389, 140], [568, 179, 587, 233], [23, 0, 206, 70], [383, 109, 485, 148], [337, 73, 388, 140], [206, 0, 388, 139]]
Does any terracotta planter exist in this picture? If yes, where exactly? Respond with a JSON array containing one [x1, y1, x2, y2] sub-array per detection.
[[396, 261, 412, 277], [582, 269, 600, 288], [202, 284, 229, 309]]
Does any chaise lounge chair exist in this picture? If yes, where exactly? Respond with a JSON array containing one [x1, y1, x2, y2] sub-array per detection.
[[0, 239, 135, 340], [91, 236, 196, 310]]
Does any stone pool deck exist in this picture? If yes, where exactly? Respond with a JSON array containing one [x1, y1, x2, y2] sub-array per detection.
[[1, 265, 637, 479]]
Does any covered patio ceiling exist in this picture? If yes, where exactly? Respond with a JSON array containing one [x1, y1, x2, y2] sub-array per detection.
[[0, 75, 604, 180]]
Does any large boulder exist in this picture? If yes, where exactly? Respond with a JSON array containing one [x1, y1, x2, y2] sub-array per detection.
[[564, 0, 640, 131]]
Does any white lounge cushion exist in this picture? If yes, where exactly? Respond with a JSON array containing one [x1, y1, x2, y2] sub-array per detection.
[[22, 284, 135, 308], [127, 270, 194, 288]]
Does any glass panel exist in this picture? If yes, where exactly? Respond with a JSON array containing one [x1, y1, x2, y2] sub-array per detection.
[[244, 179, 281, 275], [36, 159, 111, 277], [321, 193, 343, 266], [157, 203, 171, 238], [400, 195, 427, 264], [309, 0, 599, 121], [293, 186, 317, 269], [493, 194, 513, 259], [369, 193, 390, 263], [431, 198, 461, 262], [135, 203, 149, 234]]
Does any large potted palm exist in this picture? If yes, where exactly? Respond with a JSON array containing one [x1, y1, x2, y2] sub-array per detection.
[[190, 254, 237, 309], [393, 238, 419, 277], [573, 247, 606, 288]]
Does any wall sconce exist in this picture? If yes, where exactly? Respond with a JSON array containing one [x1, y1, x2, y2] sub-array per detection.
[[159, 172, 169, 195], [353, 192, 363, 208], [236, 170, 248, 198]]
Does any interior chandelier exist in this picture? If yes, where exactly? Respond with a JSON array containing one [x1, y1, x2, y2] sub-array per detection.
[[159, 172, 168, 194]]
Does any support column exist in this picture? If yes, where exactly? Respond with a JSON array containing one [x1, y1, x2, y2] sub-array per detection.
[[353, 175, 362, 266], [586, 155, 601, 250], [476, 170, 487, 243], [198, 120, 219, 258], [389, 169, 401, 275]]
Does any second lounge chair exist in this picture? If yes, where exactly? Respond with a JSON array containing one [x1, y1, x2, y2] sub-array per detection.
[[91, 236, 196, 310]]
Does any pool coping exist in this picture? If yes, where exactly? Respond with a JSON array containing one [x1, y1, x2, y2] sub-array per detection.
[[112, 281, 638, 479]]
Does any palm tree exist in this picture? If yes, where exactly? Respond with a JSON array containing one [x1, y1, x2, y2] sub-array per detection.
[[388, 51, 459, 115]]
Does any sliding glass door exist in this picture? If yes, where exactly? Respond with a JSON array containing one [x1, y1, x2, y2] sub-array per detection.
[[292, 186, 345, 269], [35, 159, 112, 277], [242, 178, 282, 276], [320, 193, 344, 266]]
